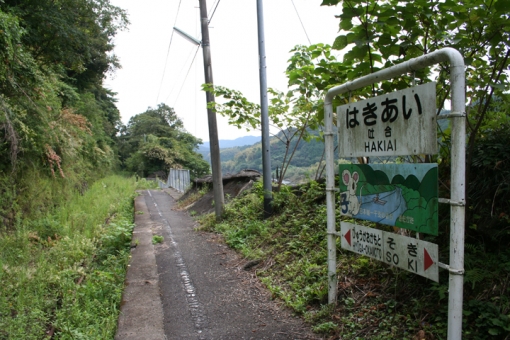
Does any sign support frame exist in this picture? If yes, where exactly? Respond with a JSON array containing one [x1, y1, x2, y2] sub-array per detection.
[[323, 47, 465, 339]]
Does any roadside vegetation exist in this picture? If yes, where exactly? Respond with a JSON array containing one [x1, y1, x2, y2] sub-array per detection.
[[0, 176, 157, 339], [117, 104, 210, 179], [199, 1, 510, 338], [1, 0, 509, 339], [199, 176, 509, 339], [0, 1, 208, 338]]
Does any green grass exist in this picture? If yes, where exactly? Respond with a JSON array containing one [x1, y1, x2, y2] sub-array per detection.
[[199, 180, 510, 339], [0, 175, 143, 339], [152, 235, 164, 244]]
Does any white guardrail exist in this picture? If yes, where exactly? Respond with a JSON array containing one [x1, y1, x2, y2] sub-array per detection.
[[158, 169, 191, 192]]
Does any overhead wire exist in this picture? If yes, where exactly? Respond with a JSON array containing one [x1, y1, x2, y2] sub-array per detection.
[[208, 0, 221, 24], [155, 0, 183, 104], [169, 0, 221, 107], [172, 45, 201, 107], [170, 45, 201, 107], [165, 44, 201, 104], [290, 0, 312, 45]]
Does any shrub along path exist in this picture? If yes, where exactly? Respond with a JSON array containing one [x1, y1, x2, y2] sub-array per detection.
[[116, 189, 319, 340]]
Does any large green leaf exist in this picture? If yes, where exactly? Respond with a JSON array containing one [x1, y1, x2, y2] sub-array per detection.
[[321, 0, 341, 5], [340, 17, 353, 31], [332, 35, 349, 50]]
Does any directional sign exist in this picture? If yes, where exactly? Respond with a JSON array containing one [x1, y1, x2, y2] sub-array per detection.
[[341, 222, 439, 282], [341, 222, 383, 261], [337, 82, 437, 157], [339, 164, 438, 235]]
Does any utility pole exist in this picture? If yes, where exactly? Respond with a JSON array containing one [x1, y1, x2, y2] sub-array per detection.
[[256, 0, 273, 218], [199, 0, 224, 219]]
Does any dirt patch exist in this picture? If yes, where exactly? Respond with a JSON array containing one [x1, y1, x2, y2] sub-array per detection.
[[180, 170, 260, 215]]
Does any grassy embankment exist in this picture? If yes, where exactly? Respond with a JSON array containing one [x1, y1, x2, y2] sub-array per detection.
[[199, 180, 510, 339], [0, 176, 156, 339]]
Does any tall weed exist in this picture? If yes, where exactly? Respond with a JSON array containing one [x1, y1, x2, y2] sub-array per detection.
[[0, 175, 138, 339], [201, 179, 510, 339]]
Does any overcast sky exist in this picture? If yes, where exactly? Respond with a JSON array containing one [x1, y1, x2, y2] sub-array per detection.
[[104, 0, 342, 142]]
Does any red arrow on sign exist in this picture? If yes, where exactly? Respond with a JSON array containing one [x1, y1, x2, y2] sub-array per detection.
[[344, 229, 351, 246], [424, 248, 434, 271]]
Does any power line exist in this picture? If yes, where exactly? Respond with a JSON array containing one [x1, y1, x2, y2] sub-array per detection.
[[169, 1, 221, 108], [155, 0, 183, 104], [290, 0, 311, 45], [208, 0, 221, 23], [165, 1, 221, 111], [170, 45, 201, 107], [163, 44, 199, 104]]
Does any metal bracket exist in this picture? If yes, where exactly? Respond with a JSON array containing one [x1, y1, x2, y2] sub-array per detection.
[[325, 187, 339, 192], [438, 262, 465, 275], [323, 131, 335, 137], [437, 111, 466, 120], [438, 198, 465, 206], [327, 231, 342, 237]]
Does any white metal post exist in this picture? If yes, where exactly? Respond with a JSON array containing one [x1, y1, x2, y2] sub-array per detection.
[[447, 50, 466, 340], [323, 48, 465, 339], [324, 95, 337, 304]]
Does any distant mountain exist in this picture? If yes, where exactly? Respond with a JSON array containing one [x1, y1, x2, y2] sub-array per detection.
[[199, 135, 261, 150], [196, 129, 325, 184], [197, 135, 261, 161]]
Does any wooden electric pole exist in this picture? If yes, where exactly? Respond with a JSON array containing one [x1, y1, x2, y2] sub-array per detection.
[[199, 0, 224, 219]]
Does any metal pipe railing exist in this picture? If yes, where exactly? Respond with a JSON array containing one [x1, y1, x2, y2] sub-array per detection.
[[324, 47, 465, 339]]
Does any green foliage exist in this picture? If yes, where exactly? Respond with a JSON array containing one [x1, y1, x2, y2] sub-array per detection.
[[0, 1, 126, 230], [200, 176, 510, 338], [135, 178, 159, 190], [0, 175, 138, 339], [312, 321, 339, 334], [216, 129, 326, 184], [119, 103, 210, 179], [152, 235, 164, 244], [2, 0, 128, 89], [97, 220, 135, 261], [203, 84, 325, 187], [0, 0, 126, 168], [464, 300, 510, 339], [467, 130, 510, 244], [315, 0, 510, 221]]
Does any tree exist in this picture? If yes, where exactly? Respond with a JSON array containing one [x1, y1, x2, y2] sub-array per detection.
[[203, 84, 323, 188], [313, 0, 510, 228], [309, 2, 510, 335], [120, 104, 210, 179], [0, 1, 127, 226], [2, 0, 127, 90], [0, 0, 127, 173]]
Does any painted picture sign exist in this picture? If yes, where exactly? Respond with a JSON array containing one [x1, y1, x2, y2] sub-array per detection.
[[339, 163, 438, 235], [341, 222, 439, 282], [337, 82, 437, 157]]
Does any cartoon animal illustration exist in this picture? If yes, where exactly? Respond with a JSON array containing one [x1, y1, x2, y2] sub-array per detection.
[[340, 169, 360, 215]]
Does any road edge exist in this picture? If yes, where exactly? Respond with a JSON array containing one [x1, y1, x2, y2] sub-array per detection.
[[115, 191, 166, 340]]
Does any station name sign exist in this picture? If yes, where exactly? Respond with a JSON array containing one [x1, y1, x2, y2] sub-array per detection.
[[341, 222, 439, 282], [337, 82, 437, 157]]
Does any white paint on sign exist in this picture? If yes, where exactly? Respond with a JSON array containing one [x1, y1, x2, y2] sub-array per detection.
[[341, 221, 383, 261], [341, 222, 439, 282], [337, 82, 437, 157]]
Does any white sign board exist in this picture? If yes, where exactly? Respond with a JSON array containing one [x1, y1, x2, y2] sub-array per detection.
[[337, 82, 437, 157], [341, 222, 439, 282]]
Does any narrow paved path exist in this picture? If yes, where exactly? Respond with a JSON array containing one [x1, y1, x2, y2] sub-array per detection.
[[117, 190, 319, 340]]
